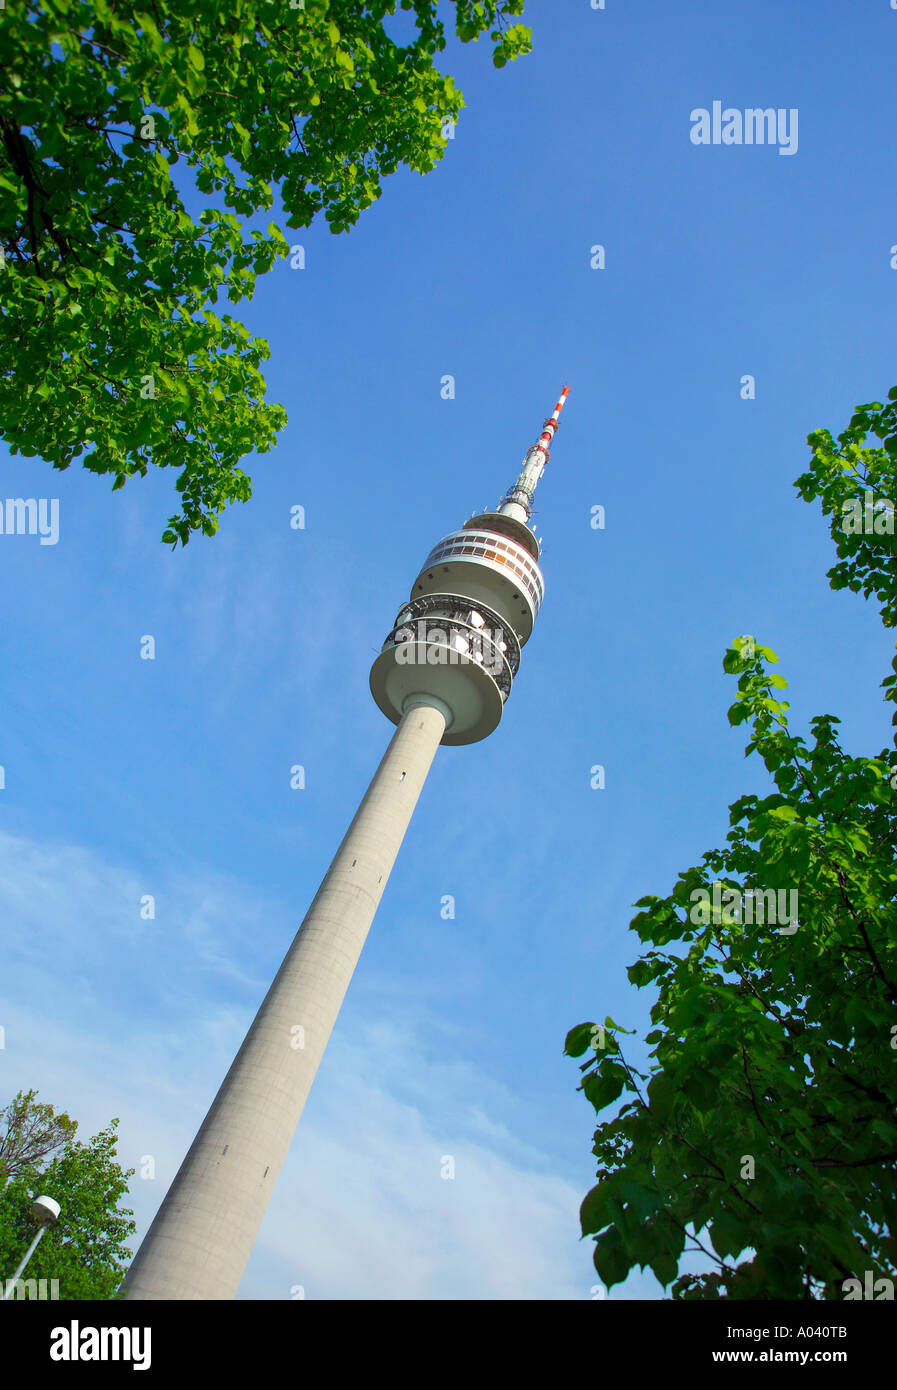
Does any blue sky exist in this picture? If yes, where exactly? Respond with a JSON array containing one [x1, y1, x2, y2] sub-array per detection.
[[2, 0, 896, 1299]]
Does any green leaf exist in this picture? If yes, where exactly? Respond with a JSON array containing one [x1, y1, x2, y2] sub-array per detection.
[[617, 1180, 664, 1223], [593, 1224, 630, 1288], [583, 1065, 627, 1113], [580, 1182, 613, 1236], [649, 1249, 678, 1286], [647, 1072, 676, 1123], [709, 1210, 751, 1260], [564, 1022, 596, 1058]]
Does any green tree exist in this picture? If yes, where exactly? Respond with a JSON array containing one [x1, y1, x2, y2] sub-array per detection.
[[0, 1091, 135, 1299], [0, 1087, 77, 1186], [0, 0, 530, 544], [566, 388, 897, 1300]]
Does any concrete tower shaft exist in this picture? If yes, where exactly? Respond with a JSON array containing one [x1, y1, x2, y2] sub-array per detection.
[[123, 699, 447, 1300]]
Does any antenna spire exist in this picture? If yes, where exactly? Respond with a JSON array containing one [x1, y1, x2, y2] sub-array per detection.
[[498, 385, 570, 524]]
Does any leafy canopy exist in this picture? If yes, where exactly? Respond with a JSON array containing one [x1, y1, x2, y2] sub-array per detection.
[[0, 1089, 136, 1299], [0, 1086, 77, 1186], [566, 389, 897, 1299], [0, 0, 531, 544]]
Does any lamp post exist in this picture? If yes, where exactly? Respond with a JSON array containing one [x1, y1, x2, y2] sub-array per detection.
[[1, 1195, 61, 1300]]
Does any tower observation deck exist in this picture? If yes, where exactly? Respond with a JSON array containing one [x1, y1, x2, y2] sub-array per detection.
[[372, 385, 568, 743], [122, 387, 570, 1301]]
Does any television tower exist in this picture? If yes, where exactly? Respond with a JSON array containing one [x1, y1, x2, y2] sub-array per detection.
[[123, 386, 570, 1300]]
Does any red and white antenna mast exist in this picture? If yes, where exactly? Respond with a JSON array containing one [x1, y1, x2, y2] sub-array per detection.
[[498, 385, 570, 524]]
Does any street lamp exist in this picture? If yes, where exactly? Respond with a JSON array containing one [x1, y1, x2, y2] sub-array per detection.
[[1, 1195, 61, 1300]]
